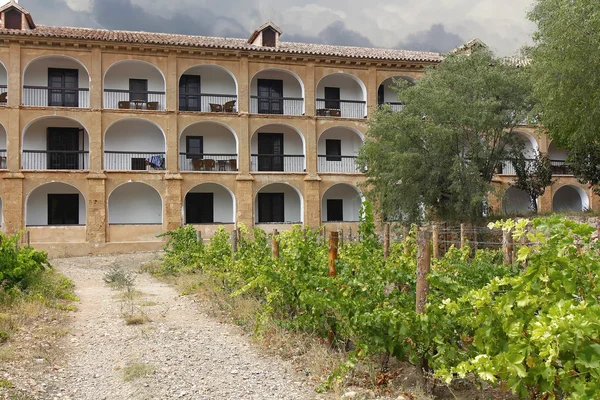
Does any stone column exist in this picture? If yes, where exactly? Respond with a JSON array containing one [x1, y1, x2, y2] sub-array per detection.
[[164, 174, 183, 231], [86, 174, 107, 244], [366, 66, 377, 118], [235, 178, 254, 229], [6, 43, 21, 172], [237, 114, 250, 176], [8, 42, 20, 107], [90, 47, 103, 110], [305, 119, 318, 177], [538, 188, 553, 213], [3, 175, 24, 235], [165, 114, 179, 173], [303, 179, 321, 228], [238, 55, 249, 114], [166, 53, 177, 112], [304, 62, 315, 117]]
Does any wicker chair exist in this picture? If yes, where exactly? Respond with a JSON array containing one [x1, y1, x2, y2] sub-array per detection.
[[118, 101, 131, 109], [209, 103, 223, 112], [0, 92, 7, 104], [223, 100, 236, 113], [329, 109, 341, 117], [146, 102, 159, 110], [191, 158, 203, 171], [228, 159, 237, 171], [203, 159, 216, 171]]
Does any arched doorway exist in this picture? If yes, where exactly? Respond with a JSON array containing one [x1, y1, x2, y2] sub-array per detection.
[[104, 60, 166, 110], [255, 183, 303, 224], [321, 183, 363, 222], [553, 185, 589, 213], [179, 65, 237, 112], [316, 73, 367, 118], [250, 68, 305, 116]]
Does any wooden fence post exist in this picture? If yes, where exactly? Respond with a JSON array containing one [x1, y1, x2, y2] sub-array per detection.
[[596, 217, 600, 241], [196, 230, 202, 243], [432, 224, 440, 259], [383, 224, 390, 259], [416, 228, 432, 314], [502, 229, 513, 265], [272, 229, 279, 259], [347, 227, 352, 243], [472, 226, 478, 252], [26, 231, 30, 247], [328, 231, 339, 277], [460, 223, 467, 249], [231, 229, 238, 255], [338, 229, 344, 248], [322, 226, 327, 243]]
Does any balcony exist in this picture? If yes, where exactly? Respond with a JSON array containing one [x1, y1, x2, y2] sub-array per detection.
[[250, 124, 305, 172], [0, 62, 6, 105], [316, 73, 367, 118], [179, 65, 238, 113], [104, 60, 166, 110], [108, 182, 163, 242], [104, 119, 166, 171], [0, 124, 6, 169], [179, 121, 238, 172], [21, 117, 90, 171], [318, 127, 363, 173], [250, 69, 305, 116], [377, 76, 415, 112], [255, 183, 303, 226], [22, 56, 90, 108]]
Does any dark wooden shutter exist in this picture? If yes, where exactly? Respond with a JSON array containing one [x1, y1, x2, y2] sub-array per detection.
[[325, 139, 342, 162], [48, 194, 79, 225], [179, 75, 201, 111], [4, 9, 22, 30], [258, 133, 284, 171], [258, 193, 284, 223], [327, 199, 344, 222], [262, 28, 277, 47], [186, 136, 203, 159], [378, 85, 385, 105], [186, 193, 214, 224], [324, 87, 341, 109], [48, 68, 79, 107], [47, 127, 79, 169], [129, 79, 148, 102], [257, 79, 283, 114]]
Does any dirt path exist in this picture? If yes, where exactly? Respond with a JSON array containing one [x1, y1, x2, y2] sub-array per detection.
[[39, 253, 321, 400]]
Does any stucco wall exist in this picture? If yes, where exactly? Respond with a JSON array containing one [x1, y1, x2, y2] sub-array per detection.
[[108, 182, 163, 224]]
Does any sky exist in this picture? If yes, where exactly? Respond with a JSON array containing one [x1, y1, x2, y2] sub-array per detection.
[[18, 0, 536, 56]]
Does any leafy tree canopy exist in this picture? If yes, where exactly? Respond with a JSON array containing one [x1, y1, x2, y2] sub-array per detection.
[[529, 0, 600, 191], [358, 49, 533, 224]]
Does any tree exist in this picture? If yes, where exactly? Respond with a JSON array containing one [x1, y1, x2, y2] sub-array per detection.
[[528, 0, 600, 193], [357, 49, 533, 224], [509, 149, 554, 212]]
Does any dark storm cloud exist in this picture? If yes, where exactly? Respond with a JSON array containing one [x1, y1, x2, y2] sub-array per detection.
[[286, 21, 373, 47], [21, 0, 100, 28], [396, 24, 465, 53]]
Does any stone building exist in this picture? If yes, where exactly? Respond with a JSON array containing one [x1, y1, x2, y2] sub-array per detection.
[[0, 1, 593, 256]]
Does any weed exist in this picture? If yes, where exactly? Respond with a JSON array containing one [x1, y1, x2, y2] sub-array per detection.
[[122, 361, 155, 381], [123, 313, 150, 325], [103, 264, 135, 290], [0, 378, 12, 388], [138, 301, 158, 307]]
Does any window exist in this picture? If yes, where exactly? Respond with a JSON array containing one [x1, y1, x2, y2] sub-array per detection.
[[179, 75, 201, 111], [48, 194, 79, 225], [4, 9, 22, 30], [186, 193, 214, 224], [327, 199, 344, 222], [257, 79, 283, 114], [257, 133, 284, 171], [186, 136, 204, 159], [131, 158, 146, 170], [258, 193, 284, 223], [129, 79, 148, 102], [378, 85, 385, 105], [324, 87, 340, 109], [262, 28, 277, 47], [325, 139, 342, 162], [47, 127, 81, 170], [48, 68, 79, 107]]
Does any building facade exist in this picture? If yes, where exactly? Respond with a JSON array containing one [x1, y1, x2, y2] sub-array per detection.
[[0, 2, 594, 257]]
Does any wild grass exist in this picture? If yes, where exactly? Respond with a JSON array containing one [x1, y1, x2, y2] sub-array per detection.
[[122, 361, 155, 382]]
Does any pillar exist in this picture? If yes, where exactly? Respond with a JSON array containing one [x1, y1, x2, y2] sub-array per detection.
[[8, 42, 20, 107], [238, 114, 250, 176], [304, 179, 321, 228], [164, 175, 183, 231], [3, 175, 24, 235], [238, 55, 249, 114], [304, 62, 315, 117], [90, 47, 103, 110], [305, 119, 318, 177], [366, 66, 377, 118], [166, 53, 178, 112], [235, 178, 254, 229], [538, 188, 553, 213], [6, 43, 20, 172], [86, 174, 107, 244]]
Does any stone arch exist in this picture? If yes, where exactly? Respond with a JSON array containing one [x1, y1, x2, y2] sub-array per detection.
[[251, 123, 306, 172], [502, 186, 532, 215], [255, 182, 304, 224], [104, 118, 166, 170], [179, 64, 238, 96], [250, 68, 305, 115], [108, 182, 163, 224], [183, 182, 236, 224], [552, 185, 589, 213], [316, 72, 367, 118], [321, 183, 364, 222], [179, 121, 239, 168], [25, 182, 87, 226]]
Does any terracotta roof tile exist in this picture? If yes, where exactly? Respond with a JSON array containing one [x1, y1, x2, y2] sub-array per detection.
[[0, 25, 443, 63]]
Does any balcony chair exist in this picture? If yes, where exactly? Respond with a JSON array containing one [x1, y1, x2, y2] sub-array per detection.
[[0, 92, 7, 104], [118, 101, 131, 110], [329, 109, 341, 117], [228, 159, 237, 171], [223, 100, 236, 113], [203, 159, 216, 171], [218, 160, 227, 171], [147, 102, 159, 110], [209, 103, 223, 112], [191, 158, 203, 171], [316, 108, 327, 116]]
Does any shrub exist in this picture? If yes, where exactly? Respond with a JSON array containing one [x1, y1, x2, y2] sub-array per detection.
[[0, 233, 49, 291]]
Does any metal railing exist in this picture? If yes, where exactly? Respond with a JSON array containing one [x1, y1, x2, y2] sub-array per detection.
[[0, 85, 6, 105], [104, 89, 166, 110], [316, 99, 366, 118], [179, 93, 237, 112], [104, 151, 166, 171], [0, 149, 6, 169], [179, 153, 238, 172], [22, 150, 89, 170], [22, 86, 90, 108], [318, 155, 361, 173], [251, 154, 305, 172], [250, 96, 304, 116], [379, 102, 404, 112], [497, 159, 572, 176]]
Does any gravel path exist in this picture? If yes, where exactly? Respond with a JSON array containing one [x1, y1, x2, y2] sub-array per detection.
[[42, 253, 322, 400]]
